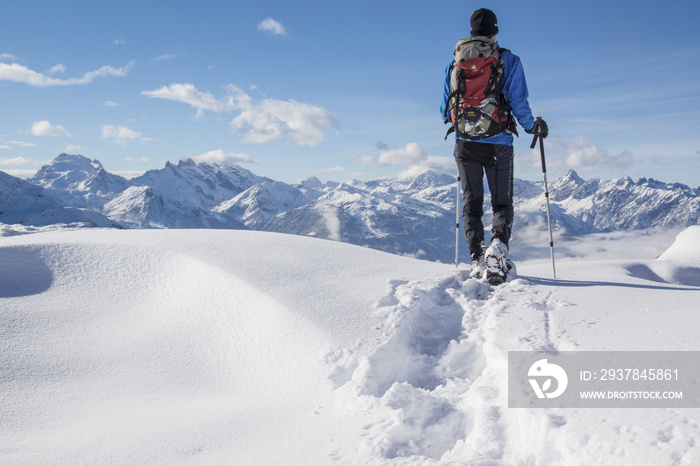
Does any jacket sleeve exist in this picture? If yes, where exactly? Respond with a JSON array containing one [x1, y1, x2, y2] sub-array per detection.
[[501, 52, 535, 132], [439, 60, 455, 120]]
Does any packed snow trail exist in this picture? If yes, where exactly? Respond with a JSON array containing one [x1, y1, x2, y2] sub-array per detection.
[[2, 227, 700, 464], [328, 229, 700, 464]]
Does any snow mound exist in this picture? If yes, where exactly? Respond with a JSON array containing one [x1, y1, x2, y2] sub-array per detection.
[[657, 225, 700, 265], [633, 226, 700, 286]]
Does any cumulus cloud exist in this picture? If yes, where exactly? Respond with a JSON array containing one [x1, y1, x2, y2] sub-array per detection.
[[142, 83, 231, 119], [143, 83, 338, 146], [101, 125, 150, 147], [190, 149, 257, 165], [0, 61, 134, 87], [360, 142, 428, 167], [524, 136, 633, 173], [359, 141, 455, 177], [0, 156, 33, 166], [31, 120, 72, 137], [257, 18, 287, 36], [229, 89, 339, 146], [397, 156, 456, 178]]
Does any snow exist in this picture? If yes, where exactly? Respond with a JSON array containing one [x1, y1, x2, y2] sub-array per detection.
[[2, 227, 700, 464]]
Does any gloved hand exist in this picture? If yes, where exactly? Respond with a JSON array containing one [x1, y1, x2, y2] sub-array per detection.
[[525, 117, 548, 138]]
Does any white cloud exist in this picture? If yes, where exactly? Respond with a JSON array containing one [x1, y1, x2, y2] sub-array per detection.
[[151, 54, 178, 62], [2, 169, 36, 179], [358, 141, 455, 177], [104, 101, 120, 107], [397, 156, 456, 178], [190, 149, 257, 165], [230, 93, 339, 146], [142, 83, 231, 119], [113, 170, 146, 180], [0, 156, 33, 166], [257, 18, 287, 36], [143, 83, 338, 146], [64, 144, 82, 153], [8, 140, 35, 147], [125, 156, 150, 163], [101, 125, 151, 147], [321, 206, 341, 241], [523, 136, 633, 173], [311, 166, 345, 175], [113, 39, 126, 45], [49, 64, 66, 74], [31, 120, 72, 137], [0, 53, 20, 62], [361, 142, 428, 167], [0, 61, 134, 87]]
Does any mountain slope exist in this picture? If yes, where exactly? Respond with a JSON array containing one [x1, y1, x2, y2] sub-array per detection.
[[131, 158, 267, 209], [29, 153, 131, 209], [0, 170, 116, 227], [104, 185, 246, 230]]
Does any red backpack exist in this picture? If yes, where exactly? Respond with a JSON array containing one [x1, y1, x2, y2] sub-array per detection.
[[444, 37, 515, 140]]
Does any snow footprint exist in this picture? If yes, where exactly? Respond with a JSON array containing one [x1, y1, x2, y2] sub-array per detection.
[[352, 275, 469, 397]]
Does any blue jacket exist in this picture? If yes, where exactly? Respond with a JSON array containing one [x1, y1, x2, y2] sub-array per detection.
[[440, 42, 535, 146]]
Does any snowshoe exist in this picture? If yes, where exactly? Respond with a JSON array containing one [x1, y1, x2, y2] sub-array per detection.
[[484, 239, 509, 286], [469, 255, 486, 280]]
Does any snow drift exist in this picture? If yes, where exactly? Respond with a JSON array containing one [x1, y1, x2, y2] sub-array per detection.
[[2, 227, 700, 464]]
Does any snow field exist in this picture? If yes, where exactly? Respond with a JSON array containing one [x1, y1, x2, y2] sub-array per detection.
[[2, 227, 700, 464]]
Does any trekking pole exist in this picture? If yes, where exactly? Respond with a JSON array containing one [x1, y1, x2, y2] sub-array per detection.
[[455, 175, 461, 267], [530, 117, 556, 279]]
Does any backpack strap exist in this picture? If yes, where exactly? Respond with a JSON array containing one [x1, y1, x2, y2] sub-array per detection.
[[495, 47, 518, 136]]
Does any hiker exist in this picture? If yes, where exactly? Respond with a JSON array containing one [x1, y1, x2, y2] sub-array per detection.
[[440, 7, 548, 284]]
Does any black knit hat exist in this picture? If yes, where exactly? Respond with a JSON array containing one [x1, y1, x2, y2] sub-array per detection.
[[470, 8, 499, 37]]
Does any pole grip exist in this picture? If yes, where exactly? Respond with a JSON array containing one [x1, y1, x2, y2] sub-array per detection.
[[530, 133, 538, 150], [539, 136, 547, 174], [529, 116, 543, 149]]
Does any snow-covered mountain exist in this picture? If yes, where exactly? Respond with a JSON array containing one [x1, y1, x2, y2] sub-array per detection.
[[0, 170, 116, 228], [104, 185, 246, 230], [131, 158, 267, 209], [545, 170, 700, 231], [214, 179, 320, 229], [30, 153, 131, 209], [261, 174, 460, 261], [7, 153, 700, 262]]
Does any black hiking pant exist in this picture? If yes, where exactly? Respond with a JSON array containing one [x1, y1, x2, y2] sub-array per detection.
[[453, 140, 514, 259]]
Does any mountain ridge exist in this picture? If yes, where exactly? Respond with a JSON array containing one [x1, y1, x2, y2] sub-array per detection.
[[3, 154, 699, 262]]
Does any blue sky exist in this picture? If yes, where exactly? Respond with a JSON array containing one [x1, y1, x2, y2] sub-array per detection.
[[1, 0, 699, 186]]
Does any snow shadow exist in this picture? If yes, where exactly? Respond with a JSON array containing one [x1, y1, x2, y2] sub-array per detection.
[[522, 276, 698, 292], [0, 247, 54, 298]]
